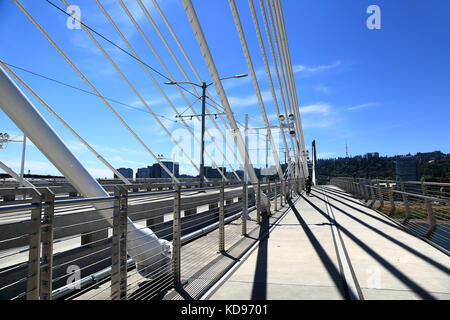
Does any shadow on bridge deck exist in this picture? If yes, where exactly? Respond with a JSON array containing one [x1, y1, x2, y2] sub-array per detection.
[[206, 186, 450, 300]]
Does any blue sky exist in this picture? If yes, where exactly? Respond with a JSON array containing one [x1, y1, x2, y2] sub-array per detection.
[[0, 0, 449, 178]]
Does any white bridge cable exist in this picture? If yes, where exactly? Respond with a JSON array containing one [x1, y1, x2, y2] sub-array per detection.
[[149, 0, 243, 167], [58, 0, 200, 181], [133, 0, 242, 180], [181, 0, 259, 184], [12, 0, 180, 183], [0, 62, 132, 185], [271, 0, 308, 176], [258, 0, 296, 166], [264, 0, 301, 177], [108, 0, 228, 181], [267, 0, 303, 178], [227, 0, 284, 181], [248, 0, 294, 177]]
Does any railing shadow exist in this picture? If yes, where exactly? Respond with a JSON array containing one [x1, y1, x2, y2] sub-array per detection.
[[301, 195, 436, 299], [311, 189, 450, 275]]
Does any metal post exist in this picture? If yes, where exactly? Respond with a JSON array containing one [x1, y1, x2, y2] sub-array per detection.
[[256, 180, 261, 224], [19, 135, 26, 189], [425, 198, 437, 239], [369, 182, 376, 209], [172, 185, 181, 286], [111, 187, 122, 300], [219, 182, 225, 252], [199, 82, 207, 188], [399, 180, 411, 225], [387, 183, 396, 217], [40, 188, 55, 300], [376, 179, 384, 211], [268, 180, 271, 215], [27, 189, 43, 300], [274, 180, 278, 211], [119, 187, 128, 299], [242, 182, 247, 235]]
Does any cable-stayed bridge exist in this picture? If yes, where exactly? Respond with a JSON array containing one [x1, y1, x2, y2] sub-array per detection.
[[0, 0, 449, 300]]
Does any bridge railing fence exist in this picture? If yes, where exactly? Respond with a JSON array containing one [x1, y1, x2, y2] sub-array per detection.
[[330, 177, 450, 251], [0, 178, 295, 300]]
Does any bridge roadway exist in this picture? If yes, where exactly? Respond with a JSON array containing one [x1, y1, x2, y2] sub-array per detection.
[[204, 185, 450, 300]]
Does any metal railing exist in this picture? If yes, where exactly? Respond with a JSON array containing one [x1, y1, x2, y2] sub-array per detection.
[[0, 178, 301, 300], [331, 177, 450, 251]]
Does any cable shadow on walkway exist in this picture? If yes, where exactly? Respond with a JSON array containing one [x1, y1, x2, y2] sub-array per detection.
[[314, 188, 404, 230], [301, 195, 436, 299], [250, 214, 270, 300], [311, 190, 450, 275], [287, 199, 347, 299]]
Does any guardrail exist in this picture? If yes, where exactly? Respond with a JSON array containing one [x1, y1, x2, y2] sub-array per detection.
[[0, 178, 300, 300], [330, 177, 450, 251]]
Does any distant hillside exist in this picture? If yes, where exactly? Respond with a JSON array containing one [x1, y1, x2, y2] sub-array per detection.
[[317, 151, 450, 182]]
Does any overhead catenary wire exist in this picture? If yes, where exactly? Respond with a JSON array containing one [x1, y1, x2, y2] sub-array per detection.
[[140, 0, 243, 168], [59, 0, 201, 181], [44, 0, 225, 116], [181, 0, 259, 184], [0, 62, 132, 185], [107, 0, 226, 181], [132, 0, 242, 180], [12, 0, 180, 182]]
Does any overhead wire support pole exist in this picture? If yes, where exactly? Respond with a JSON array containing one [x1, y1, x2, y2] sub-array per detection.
[[60, 0, 197, 181], [114, 0, 228, 181], [227, 0, 284, 182], [0, 62, 132, 185], [134, 0, 243, 180], [13, 0, 179, 182], [181, 0, 259, 184]]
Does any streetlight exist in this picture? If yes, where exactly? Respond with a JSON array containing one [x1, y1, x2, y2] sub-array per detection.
[[165, 74, 248, 187]]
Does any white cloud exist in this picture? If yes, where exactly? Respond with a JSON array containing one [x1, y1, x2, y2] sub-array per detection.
[[293, 61, 341, 75], [317, 152, 335, 159], [346, 102, 378, 111], [315, 84, 329, 93], [300, 103, 331, 115]]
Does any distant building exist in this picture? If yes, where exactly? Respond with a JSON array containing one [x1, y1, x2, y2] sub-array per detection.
[[136, 166, 152, 179], [204, 166, 226, 179], [416, 151, 443, 162], [115, 167, 133, 179], [395, 157, 418, 182], [152, 161, 179, 178], [364, 152, 379, 159]]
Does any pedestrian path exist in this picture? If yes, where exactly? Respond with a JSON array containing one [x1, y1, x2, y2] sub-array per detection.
[[206, 186, 450, 300]]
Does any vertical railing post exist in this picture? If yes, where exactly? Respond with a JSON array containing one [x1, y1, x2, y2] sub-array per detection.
[[111, 187, 122, 300], [219, 182, 225, 252], [256, 180, 261, 224], [27, 189, 43, 300], [387, 182, 396, 217], [274, 180, 278, 212], [119, 187, 128, 299], [364, 182, 370, 202], [40, 188, 55, 300], [281, 179, 285, 206], [376, 179, 384, 211], [172, 185, 181, 287], [399, 180, 411, 225], [242, 181, 247, 236]]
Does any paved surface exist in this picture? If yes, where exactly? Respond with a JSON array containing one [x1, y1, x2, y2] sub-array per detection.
[[208, 186, 450, 300]]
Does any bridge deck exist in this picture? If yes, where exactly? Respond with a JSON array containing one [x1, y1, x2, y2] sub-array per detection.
[[206, 186, 450, 300]]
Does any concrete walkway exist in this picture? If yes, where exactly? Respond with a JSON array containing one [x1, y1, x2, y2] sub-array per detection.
[[207, 186, 450, 300]]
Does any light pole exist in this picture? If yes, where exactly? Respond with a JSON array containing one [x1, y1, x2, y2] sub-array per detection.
[[165, 74, 247, 188]]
